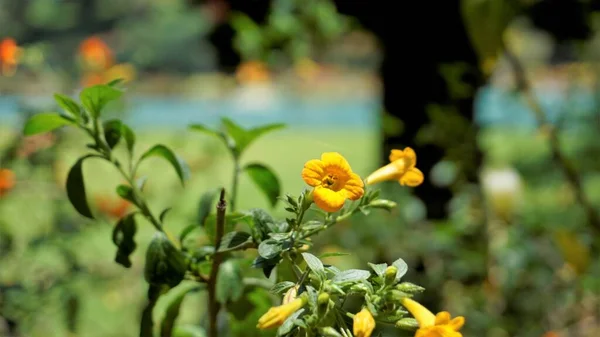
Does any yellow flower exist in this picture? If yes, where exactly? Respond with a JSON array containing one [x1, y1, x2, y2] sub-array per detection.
[[353, 308, 376, 337], [364, 148, 423, 187], [257, 296, 307, 329], [401, 298, 465, 337], [301, 152, 364, 212]]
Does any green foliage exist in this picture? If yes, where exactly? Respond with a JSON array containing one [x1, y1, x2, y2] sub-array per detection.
[[23, 112, 75, 136], [19, 85, 426, 337]]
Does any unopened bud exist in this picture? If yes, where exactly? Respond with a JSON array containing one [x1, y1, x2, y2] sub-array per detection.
[[282, 285, 299, 305], [384, 266, 398, 285], [369, 199, 397, 211], [395, 317, 419, 330], [318, 327, 344, 337], [396, 282, 425, 293], [318, 292, 330, 306], [387, 290, 410, 301]]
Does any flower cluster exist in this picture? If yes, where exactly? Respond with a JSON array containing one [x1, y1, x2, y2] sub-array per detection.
[[253, 149, 464, 336]]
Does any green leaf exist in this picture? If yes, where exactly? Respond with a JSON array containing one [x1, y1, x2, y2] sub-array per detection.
[[66, 154, 101, 219], [258, 239, 282, 259], [179, 224, 199, 244], [277, 308, 303, 336], [244, 163, 281, 208], [221, 118, 285, 156], [160, 208, 172, 223], [216, 259, 244, 304], [189, 124, 227, 143], [80, 84, 123, 118], [116, 184, 136, 205], [112, 213, 137, 268], [368, 263, 388, 277], [54, 94, 82, 119], [141, 284, 166, 337], [320, 252, 350, 259], [245, 208, 277, 242], [301, 252, 324, 277], [107, 78, 125, 87], [172, 325, 207, 337], [144, 232, 188, 288], [160, 286, 205, 337], [392, 258, 409, 281], [103, 120, 135, 154], [332, 269, 371, 283], [198, 189, 219, 226], [270, 281, 295, 295], [204, 212, 246, 243], [140, 145, 189, 185], [252, 255, 280, 278], [23, 112, 74, 136], [219, 231, 252, 251]]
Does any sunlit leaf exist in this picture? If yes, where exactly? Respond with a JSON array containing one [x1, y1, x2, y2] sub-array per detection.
[[244, 163, 281, 207], [23, 112, 74, 136], [140, 144, 189, 185]]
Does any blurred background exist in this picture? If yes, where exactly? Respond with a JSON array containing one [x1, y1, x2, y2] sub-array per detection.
[[2, 0, 600, 336]]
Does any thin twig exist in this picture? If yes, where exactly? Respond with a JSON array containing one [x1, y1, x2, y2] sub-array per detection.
[[207, 188, 226, 337], [504, 47, 600, 233]]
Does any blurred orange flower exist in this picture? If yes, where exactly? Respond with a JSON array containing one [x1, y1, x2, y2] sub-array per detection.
[[0, 169, 16, 197], [236, 60, 270, 84], [0, 38, 21, 76], [17, 133, 56, 158], [542, 331, 559, 337], [79, 36, 114, 71], [95, 195, 131, 219]]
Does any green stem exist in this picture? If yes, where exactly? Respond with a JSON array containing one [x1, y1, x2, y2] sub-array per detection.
[[300, 207, 358, 240], [213, 241, 256, 255], [207, 188, 227, 337], [230, 158, 240, 212]]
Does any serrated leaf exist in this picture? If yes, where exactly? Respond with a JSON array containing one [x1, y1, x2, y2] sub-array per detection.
[[244, 163, 281, 207], [66, 154, 101, 219], [221, 118, 285, 156], [219, 231, 252, 251], [80, 84, 123, 118], [301, 253, 324, 277], [144, 232, 187, 288], [23, 112, 74, 136], [392, 258, 408, 281], [140, 145, 189, 185], [112, 213, 137, 268], [332, 269, 371, 283], [368, 263, 388, 277], [198, 189, 219, 226], [270, 281, 295, 295], [216, 260, 244, 304], [54, 94, 82, 119], [258, 239, 282, 259], [160, 285, 204, 337]]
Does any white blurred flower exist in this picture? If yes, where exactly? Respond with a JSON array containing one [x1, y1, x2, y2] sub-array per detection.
[[480, 167, 523, 220]]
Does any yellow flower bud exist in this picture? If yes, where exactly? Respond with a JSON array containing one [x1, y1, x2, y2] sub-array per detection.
[[384, 266, 398, 285], [353, 308, 376, 337], [282, 285, 299, 305], [257, 296, 307, 329]]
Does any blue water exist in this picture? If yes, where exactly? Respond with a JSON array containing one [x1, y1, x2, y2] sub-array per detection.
[[0, 85, 597, 130]]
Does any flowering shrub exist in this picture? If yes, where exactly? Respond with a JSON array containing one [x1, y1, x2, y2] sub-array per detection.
[[22, 81, 464, 337]]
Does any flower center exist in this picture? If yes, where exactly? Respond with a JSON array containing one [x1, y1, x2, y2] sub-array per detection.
[[322, 174, 337, 189]]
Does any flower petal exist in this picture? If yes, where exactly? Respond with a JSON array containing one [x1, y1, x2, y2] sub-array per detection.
[[401, 298, 436, 328], [321, 152, 351, 173], [365, 162, 402, 185], [302, 159, 324, 186], [399, 167, 424, 187], [344, 173, 364, 200], [449, 316, 465, 331], [434, 312, 451, 325], [313, 186, 346, 212]]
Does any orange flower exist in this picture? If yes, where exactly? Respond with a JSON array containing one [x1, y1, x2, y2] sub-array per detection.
[[96, 195, 131, 219], [353, 308, 376, 337], [301, 152, 364, 212], [79, 37, 114, 71], [0, 169, 16, 197], [365, 147, 424, 187], [236, 60, 270, 84], [0, 38, 21, 76]]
